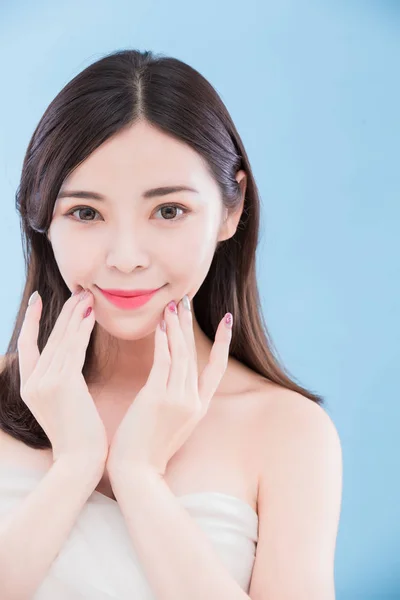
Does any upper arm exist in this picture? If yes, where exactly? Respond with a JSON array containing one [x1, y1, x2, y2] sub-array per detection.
[[249, 392, 343, 600]]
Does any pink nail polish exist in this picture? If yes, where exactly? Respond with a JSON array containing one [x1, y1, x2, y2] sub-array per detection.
[[168, 301, 177, 314], [225, 313, 233, 328]]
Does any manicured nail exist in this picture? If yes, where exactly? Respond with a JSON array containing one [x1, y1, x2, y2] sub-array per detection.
[[168, 301, 177, 314], [225, 313, 233, 328], [28, 291, 39, 306], [83, 307, 92, 319], [182, 295, 191, 311]]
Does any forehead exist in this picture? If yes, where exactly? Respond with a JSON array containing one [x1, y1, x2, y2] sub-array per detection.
[[61, 121, 216, 196]]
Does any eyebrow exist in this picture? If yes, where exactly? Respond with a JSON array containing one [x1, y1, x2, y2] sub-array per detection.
[[56, 186, 199, 201]]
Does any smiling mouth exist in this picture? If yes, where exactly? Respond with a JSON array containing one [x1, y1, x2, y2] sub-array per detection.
[[97, 285, 164, 310], [97, 286, 164, 298]]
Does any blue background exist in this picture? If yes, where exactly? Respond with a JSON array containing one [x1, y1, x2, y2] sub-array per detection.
[[0, 1, 399, 597]]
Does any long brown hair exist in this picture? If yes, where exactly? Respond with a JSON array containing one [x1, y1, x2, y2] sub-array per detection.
[[0, 48, 324, 449]]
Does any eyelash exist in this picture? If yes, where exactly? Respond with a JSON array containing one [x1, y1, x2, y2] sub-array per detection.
[[65, 203, 190, 224]]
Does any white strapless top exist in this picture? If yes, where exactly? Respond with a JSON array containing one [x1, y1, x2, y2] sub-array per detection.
[[0, 465, 259, 599]]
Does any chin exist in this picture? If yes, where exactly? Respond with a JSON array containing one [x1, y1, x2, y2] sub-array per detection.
[[98, 318, 160, 341]]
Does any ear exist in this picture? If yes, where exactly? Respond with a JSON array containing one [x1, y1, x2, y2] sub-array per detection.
[[217, 170, 247, 243]]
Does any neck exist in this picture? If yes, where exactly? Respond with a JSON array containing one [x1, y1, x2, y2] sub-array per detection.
[[87, 313, 214, 394]]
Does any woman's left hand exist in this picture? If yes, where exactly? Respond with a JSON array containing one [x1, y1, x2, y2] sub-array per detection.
[[106, 296, 233, 477]]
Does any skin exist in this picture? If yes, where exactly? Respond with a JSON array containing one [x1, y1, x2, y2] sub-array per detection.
[[0, 121, 341, 599], [47, 120, 247, 403]]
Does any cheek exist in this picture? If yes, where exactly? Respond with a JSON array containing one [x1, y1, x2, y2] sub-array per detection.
[[162, 224, 217, 281], [51, 234, 98, 281]]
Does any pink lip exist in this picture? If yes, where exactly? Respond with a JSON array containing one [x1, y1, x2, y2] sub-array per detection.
[[98, 287, 161, 297], [97, 286, 163, 310]]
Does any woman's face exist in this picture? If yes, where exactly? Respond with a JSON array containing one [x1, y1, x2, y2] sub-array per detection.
[[47, 120, 245, 342]]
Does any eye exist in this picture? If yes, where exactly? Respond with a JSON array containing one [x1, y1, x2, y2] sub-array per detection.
[[65, 204, 190, 223], [154, 204, 188, 221], [66, 206, 100, 222]]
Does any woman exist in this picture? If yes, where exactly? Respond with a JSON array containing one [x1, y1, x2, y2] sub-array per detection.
[[0, 49, 342, 599]]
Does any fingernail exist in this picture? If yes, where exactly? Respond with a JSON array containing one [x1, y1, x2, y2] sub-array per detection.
[[83, 307, 92, 319], [182, 295, 191, 311], [28, 290, 39, 306], [225, 313, 233, 328], [168, 301, 178, 314]]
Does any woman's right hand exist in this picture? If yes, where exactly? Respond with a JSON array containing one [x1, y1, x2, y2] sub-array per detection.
[[17, 287, 108, 467]]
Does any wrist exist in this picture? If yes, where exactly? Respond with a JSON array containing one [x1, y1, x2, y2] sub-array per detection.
[[54, 453, 106, 479], [108, 462, 163, 486]]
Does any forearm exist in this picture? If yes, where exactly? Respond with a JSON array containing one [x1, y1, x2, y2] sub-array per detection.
[[109, 467, 249, 600], [0, 457, 103, 600]]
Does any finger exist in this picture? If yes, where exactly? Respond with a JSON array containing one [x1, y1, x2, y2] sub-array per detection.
[[56, 291, 96, 376], [146, 317, 170, 390], [17, 288, 84, 390], [164, 301, 189, 394], [198, 314, 233, 405], [36, 288, 87, 379], [177, 295, 198, 389]]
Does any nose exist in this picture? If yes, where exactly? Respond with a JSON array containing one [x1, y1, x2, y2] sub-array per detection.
[[105, 227, 150, 272]]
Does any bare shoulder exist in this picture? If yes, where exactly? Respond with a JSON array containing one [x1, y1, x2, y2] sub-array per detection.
[[216, 366, 341, 501], [257, 382, 340, 439], [251, 379, 342, 477]]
